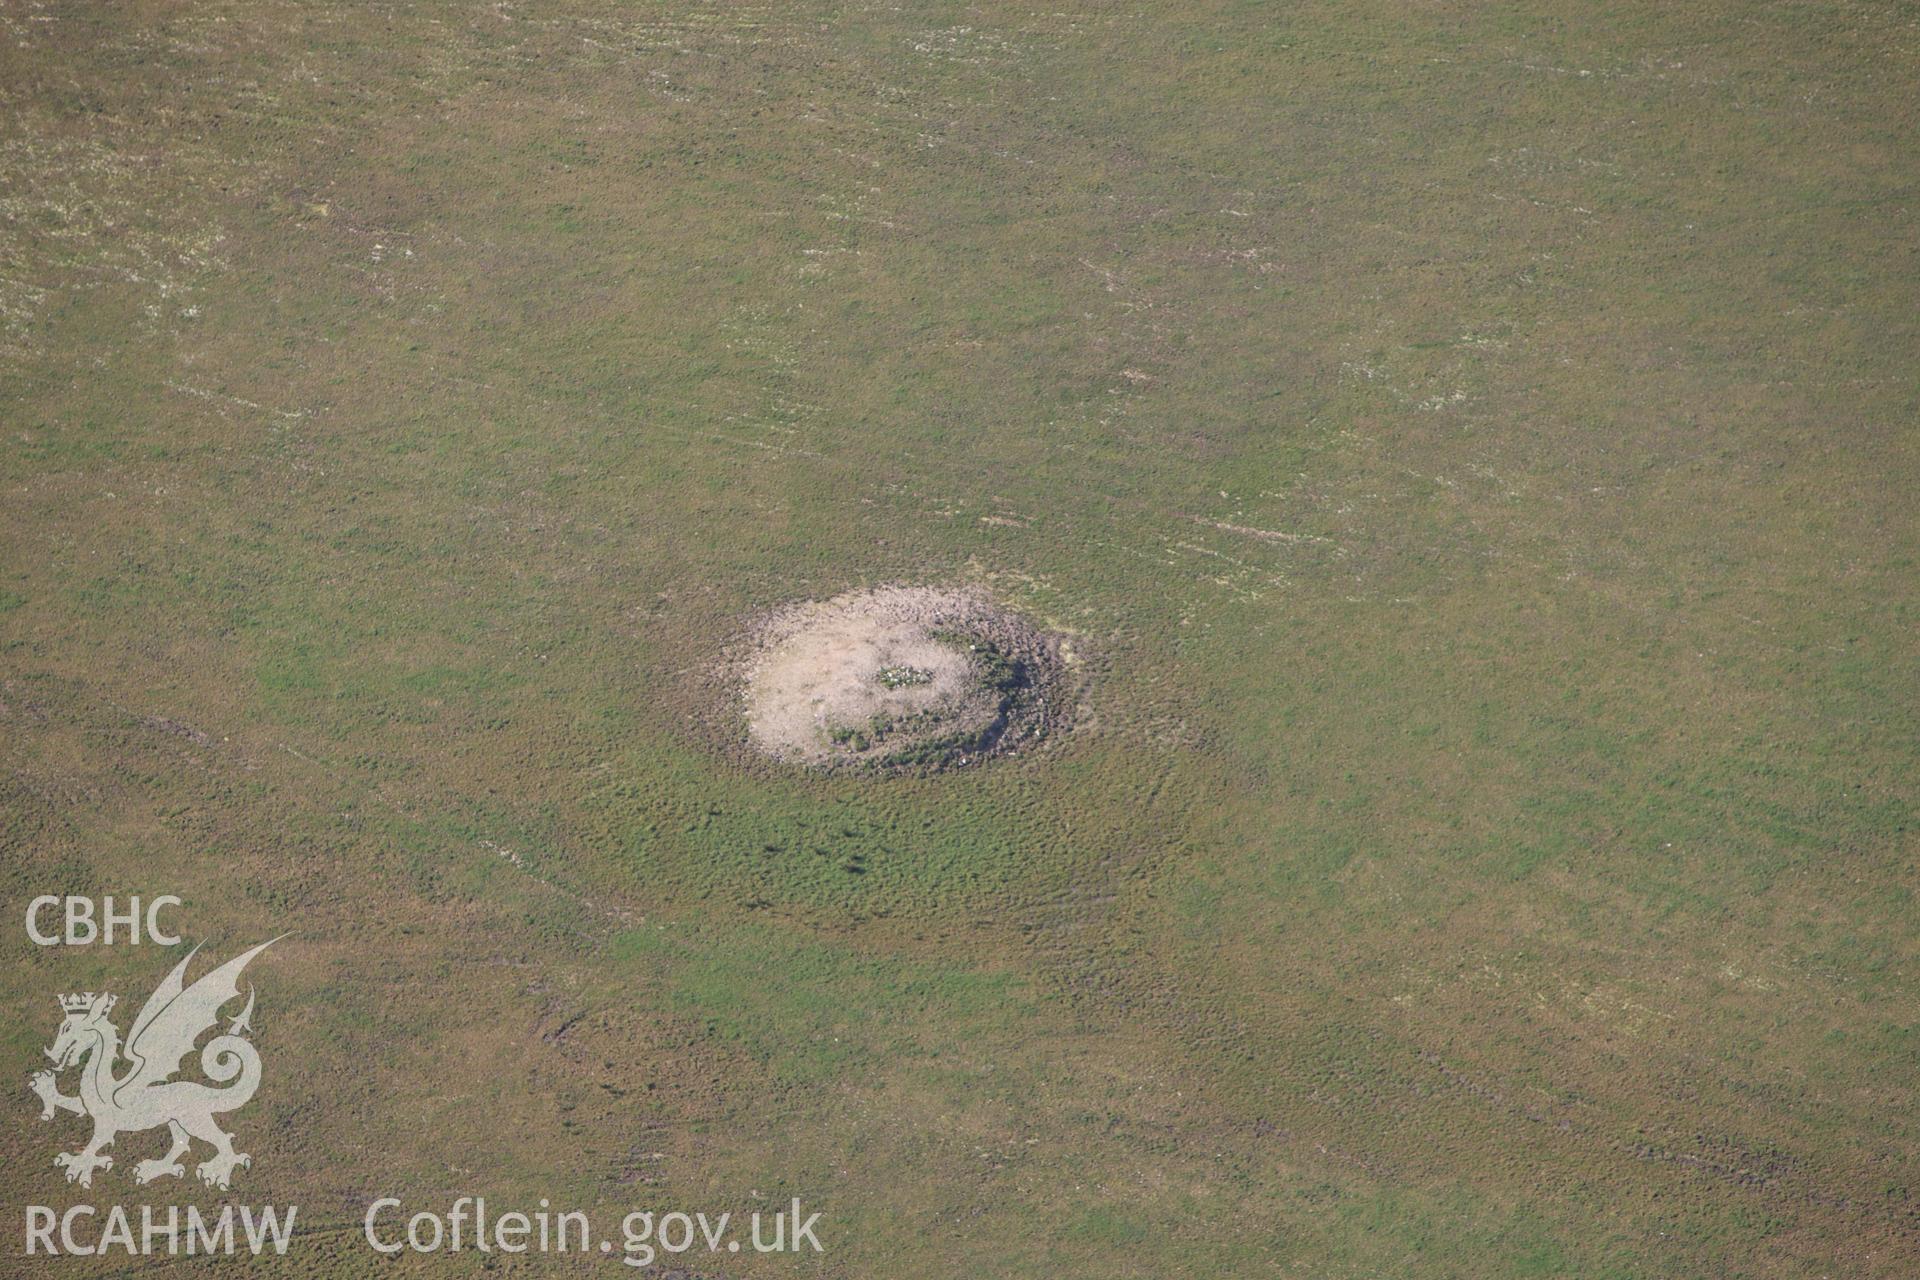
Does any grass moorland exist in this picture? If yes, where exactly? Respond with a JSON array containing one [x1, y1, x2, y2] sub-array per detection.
[[1, 1, 1916, 1276]]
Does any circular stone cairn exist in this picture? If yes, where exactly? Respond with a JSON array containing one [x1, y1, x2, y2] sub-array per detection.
[[741, 585, 1060, 770]]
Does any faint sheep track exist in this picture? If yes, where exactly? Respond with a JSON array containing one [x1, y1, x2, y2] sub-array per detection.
[[6, 1, 1321, 609], [478, 0, 1254, 553]]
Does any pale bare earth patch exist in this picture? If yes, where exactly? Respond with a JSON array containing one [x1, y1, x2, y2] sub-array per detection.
[[737, 585, 1063, 770]]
